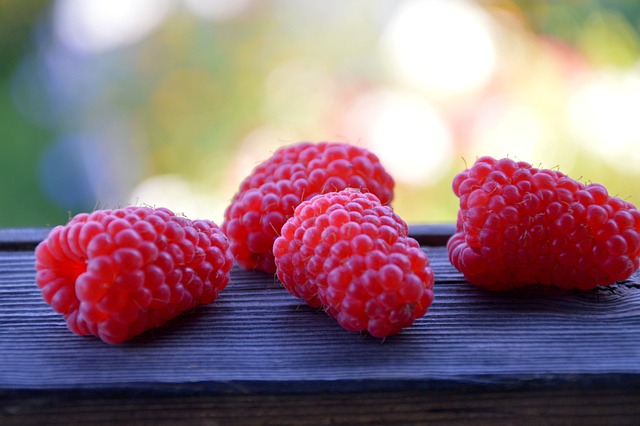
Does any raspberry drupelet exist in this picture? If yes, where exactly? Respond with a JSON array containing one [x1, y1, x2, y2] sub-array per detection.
[[448, 156, 640, 290], [222, 141, 395, 274], [274, 189, 434, 338], [34, 206, 234, 344]]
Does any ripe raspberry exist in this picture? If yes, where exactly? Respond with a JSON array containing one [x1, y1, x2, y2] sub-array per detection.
[[34, 206, 233, 344], [273, 190, 434, 338], [448, 156, 640, 290], [222, 141, 394, 274]]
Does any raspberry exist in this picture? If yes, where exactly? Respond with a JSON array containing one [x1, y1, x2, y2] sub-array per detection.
[[222, 141, 395, 274], [448, 156, 640, 290], [273, 190, 434, 338], [34, 206, 234, 344]]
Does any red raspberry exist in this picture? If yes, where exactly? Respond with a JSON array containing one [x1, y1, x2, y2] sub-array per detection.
[[273, 190, 434, 338], [448, 156, 640, 290], [222, 141, 394, 274], [34, 206, 233, 344]]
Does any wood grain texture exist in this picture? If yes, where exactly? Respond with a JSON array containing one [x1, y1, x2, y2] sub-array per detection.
[[3, 389, 640, 426], [2, 226, 640, 424], [0, 227, 49, 250]]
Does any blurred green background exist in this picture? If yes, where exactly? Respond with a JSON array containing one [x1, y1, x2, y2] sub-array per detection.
[[2, 0, 640, 227]]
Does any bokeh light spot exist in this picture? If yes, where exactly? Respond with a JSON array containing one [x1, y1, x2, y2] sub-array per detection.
[[347, 89, 453, 184], [129, 174, 226, 223], [382, 0, 497, 97], [53, 0, 173, 53], [468, 95, 555, 165], [567, 69, 640, 170]]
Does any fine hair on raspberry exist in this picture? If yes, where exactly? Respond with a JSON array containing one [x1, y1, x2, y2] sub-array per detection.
[[448, 156, 640, 290], [34, 206, 234, 344], [222, 141, 395, 274], [274, 189, 435, 338]]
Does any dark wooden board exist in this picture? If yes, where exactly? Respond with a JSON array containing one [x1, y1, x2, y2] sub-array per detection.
[[2, 225, 640, 424], [4, 388, 640, 426], [0, 227, 49, 251]]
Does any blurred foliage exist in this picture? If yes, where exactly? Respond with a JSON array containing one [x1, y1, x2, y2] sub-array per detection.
[[0, 0, 49, 76], [0, 0, 65, 226], [515, 0, 640, 66], [2, 0, 640, 227]]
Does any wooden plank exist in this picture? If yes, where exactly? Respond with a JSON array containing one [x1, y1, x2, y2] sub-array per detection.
[[0, 227, 49, 251], [2, 226, 640, 423], [408, 223, 456, 246], [3, 388, 640, 426], [0, 226, 454, 251]]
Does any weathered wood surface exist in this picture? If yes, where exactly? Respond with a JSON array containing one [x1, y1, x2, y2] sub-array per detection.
[[2, 225, 640, 424], [4, 389, 640, 425]]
